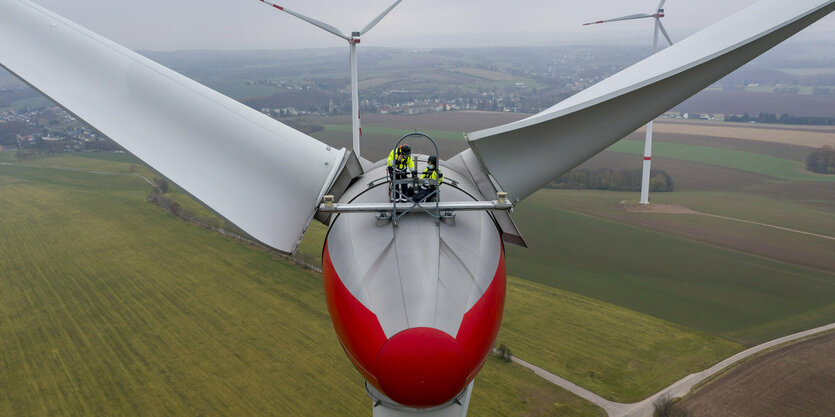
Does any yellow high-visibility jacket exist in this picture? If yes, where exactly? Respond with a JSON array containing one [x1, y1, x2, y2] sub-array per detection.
[[386, 148, 415, 171], [420, 167, 444, 185]]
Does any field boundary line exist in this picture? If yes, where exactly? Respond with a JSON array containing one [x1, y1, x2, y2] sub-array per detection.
[[0, 161, 156, 186], [696, 212, 835, 241], [508, 322, 835, 417]]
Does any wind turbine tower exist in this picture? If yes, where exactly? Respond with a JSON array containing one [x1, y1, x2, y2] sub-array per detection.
[[258, 0, 405, 158], [584, 0, 674, 204]]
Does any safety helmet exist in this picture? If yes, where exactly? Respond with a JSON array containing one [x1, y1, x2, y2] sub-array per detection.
[[428, 155, 438, 165], [400, 144, 411, 155]]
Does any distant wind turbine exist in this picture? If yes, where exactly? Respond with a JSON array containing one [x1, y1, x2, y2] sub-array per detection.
[[585, 0, 674, 205], [258, 0, 405, 158]]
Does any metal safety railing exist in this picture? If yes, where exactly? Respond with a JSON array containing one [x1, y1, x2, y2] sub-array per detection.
[[388, 132, 441, 225], [317, 131, 513, 226]]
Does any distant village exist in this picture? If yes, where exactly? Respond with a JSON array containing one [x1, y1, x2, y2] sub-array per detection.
[[0, 106, 120, 153]]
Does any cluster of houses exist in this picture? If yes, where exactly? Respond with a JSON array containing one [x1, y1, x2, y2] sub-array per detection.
[[1, 106, 114, 152]]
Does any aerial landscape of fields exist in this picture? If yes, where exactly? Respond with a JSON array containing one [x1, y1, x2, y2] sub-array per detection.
[[2, 104, 833, 415], [1, 16, 834, 415], [0, 153, 604, 417]]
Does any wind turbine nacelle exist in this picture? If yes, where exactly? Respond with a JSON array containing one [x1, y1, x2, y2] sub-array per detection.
[[321, 162, 506, 408]]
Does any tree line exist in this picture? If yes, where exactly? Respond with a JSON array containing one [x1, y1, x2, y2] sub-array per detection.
[[806, 146, 835, 174], [547, 168, 674, 192], [727, 112, 835, 125]]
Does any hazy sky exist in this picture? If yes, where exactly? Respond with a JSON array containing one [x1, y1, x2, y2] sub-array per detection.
[[32, 0, 835, 50]]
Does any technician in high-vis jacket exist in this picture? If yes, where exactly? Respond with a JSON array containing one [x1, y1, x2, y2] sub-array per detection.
[[387, 144, 416, 202], [412, 155, 444, 203]]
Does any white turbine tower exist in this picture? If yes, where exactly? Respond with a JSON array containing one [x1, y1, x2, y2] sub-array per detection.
[[258, 0, 404, 158], [585, 0, 674, 204]]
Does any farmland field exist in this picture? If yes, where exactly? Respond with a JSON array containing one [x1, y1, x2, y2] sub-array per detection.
[[541, 190, 835, 272], [0, 156, 603, 417], [314, 112, 835, 181], [497, 277, 741, 402], [607, 139, 835, 182], [507, 191, 835, 346], [0, 153, 754, 405], [676, 331, 835, 417], [2, 111, 833, 412], [443, 67, 515, 81]]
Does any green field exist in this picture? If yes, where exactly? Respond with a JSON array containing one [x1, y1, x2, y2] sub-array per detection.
[[608, 140, 835, 182], [0, 95, 53, 111], [507, 190, 835, 347], [4, 115, 834, 410], [543, 189, 835, 271], [648, 191, 835, 237], [317, 122, 834, 182], [498, 277, 741, 402], [0, 154, 602, 417]]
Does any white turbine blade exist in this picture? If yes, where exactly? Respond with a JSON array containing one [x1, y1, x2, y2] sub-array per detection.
[[583, 13, 654, 25], [0, 0, 348, 253], [657, 0, 667, 10], [260, 0, 351, 40], [360, 0, 404, 35], [658, 20, 674, 45], [466, 0, 834, 202]]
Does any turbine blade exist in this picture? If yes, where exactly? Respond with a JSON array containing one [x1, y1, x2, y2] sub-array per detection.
[[0, 0, 350, 253], [658, 20, 674, 45], [657, 0, 667, 10], [583, 13, 654, 25], [360, 0, 404, 35], [260, 0, 351, 40], [466, 0, 834, 202]]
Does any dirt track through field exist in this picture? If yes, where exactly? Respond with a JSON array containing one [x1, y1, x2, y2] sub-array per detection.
[[620, 202, 835, 242], [697, 212, 835, 241]]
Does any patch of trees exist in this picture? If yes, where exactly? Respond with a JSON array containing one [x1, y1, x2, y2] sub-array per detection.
[[14, 143, 63, 161], [280, 119, 324, 135], [153, 177, 169, 194], [806, 146, 835, 174], [14, 149, 40, 161], [653, 394, 692, 417], [0, 121, 35, 147], [81, 138, 122, 152], [547, 169, 674, 192], [727, 112, 835, 125], [494, 344, 512, 363], [813, 87, 833, 95]]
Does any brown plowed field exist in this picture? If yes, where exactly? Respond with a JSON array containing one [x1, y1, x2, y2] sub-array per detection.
[[676, 332, 835, 417]]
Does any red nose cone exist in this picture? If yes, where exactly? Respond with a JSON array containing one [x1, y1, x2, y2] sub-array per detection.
[[375, 327, 469, 408]]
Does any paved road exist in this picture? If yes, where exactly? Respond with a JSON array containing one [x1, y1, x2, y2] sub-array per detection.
[[510, 322, 835, 417]]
